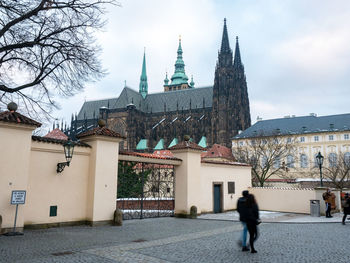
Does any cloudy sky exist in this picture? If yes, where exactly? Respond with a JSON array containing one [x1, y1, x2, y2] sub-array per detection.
[[53, 0, 350, 129]]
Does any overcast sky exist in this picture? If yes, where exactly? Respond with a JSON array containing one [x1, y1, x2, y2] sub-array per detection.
[[53, 0, 350, 129]]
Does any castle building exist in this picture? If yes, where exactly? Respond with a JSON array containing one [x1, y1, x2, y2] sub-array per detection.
[[67, 19, 251, 151]]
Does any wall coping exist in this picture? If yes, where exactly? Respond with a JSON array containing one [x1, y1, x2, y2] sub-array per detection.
[[250, 187, 314, 191]]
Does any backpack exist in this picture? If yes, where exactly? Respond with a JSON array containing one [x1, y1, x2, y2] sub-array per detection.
[[342, 199, 349, 208]]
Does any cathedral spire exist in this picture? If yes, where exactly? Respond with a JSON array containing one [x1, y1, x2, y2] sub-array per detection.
[[170, 36, 189, 85], [233, 36, 243, 69], [220, 18, 231, 53], [218, 18, 232, 67], [139, 48, 148, 99]]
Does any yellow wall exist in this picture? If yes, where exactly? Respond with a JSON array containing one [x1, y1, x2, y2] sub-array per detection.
[[200, 163, 251, 213], [81, 137, 120, 223], [0, 123, 35, 230], [249, 187, 316, 214], [173, 148, 252, 215], [24, 142, 90, 225], [0, 122, 122, 232]]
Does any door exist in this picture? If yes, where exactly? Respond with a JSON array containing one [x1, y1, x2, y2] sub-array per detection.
[[213, 184, 222, 213]]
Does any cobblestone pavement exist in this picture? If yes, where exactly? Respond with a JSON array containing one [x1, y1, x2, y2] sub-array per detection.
[[1, 217, 349, 263]]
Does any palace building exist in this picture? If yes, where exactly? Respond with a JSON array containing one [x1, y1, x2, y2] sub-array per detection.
[[66, 19, 251, 151]]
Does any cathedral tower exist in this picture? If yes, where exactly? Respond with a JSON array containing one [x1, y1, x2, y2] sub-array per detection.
[[211, 19, 251, 147], [139, 49, 148, 98]]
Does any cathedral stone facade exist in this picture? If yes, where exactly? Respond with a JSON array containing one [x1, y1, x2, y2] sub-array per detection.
[[67, 19, 251, 150]]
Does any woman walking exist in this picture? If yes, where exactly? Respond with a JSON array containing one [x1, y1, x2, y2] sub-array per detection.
[[246, 194, 260, 253]]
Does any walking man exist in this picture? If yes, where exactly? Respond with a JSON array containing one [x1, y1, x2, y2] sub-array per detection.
[[237, 190, 249, 251]]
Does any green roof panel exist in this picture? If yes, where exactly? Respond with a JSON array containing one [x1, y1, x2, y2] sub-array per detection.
[[136, 139, 148, 150], [198, 136, 207, 148], [168, 138, 178, 148], [154, 139, 164, 150]]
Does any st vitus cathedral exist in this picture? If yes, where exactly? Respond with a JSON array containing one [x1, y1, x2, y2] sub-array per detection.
[[67, 19, 251, 150]]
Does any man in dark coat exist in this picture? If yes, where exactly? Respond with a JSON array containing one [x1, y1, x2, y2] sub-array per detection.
[[237, 190, 250, 251], [342, 193, 350, 225]]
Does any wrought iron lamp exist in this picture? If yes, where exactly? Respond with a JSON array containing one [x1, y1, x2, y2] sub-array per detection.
[[315, 151, 324, 187], [57, 140, 75, 173]]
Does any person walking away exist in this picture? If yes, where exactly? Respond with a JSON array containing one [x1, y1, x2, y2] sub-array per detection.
[[237, 190, 249, 251], [246, 194, 260, 254], [322, 188, 334, 218], [342, 193, 350, 225]]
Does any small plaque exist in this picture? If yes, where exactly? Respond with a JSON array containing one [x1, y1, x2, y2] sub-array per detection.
[[11, 190, 26, 205]]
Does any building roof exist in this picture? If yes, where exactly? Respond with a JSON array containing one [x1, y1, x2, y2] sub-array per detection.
[[168, 140, 205, 151], [0, 110, 41, 127], [77, 86, 213, 120], [44, 128, 68, 140], [32, 136, 90, 147], [76, 126, 125, 139], [201, 144, 234, 160], [234, 113, 350, 139]]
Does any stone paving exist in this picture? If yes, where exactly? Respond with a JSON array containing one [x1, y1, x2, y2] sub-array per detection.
[[1, 216, 349, 263]]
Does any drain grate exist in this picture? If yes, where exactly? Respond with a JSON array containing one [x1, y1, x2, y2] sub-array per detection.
[[132, 239, 147, 243], [52, 251, 74, 256]]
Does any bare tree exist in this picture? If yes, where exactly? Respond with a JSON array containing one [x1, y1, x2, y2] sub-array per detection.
[[233, 134, 298, 187], [0, 0, 117, 118], [322, 152, 350, 191]]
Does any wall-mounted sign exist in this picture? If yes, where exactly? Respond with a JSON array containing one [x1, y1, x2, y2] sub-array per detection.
[[11, 190, 26, 205]]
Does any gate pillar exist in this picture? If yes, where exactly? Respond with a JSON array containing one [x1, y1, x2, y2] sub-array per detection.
[[77, 121, 124, 225], [170, 141, 204, 216]]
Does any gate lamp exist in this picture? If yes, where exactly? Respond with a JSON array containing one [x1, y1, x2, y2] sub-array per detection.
[[57, 140, 75, 173], [315, 151, 324, 187]]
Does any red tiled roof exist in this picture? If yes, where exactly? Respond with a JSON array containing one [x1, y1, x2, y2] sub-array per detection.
[[44, 128, 68, 140], [120, 151, 181, 161], [32, 136, 90, 147], [168, 141, 205, 151], [76, 126, 125, 139], [201, 144, 235, 160], [152, 150, 174, 158], [0, 110, 41, 127]]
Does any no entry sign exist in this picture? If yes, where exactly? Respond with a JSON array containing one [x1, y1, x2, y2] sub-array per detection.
[[11, 190, 26, 205]]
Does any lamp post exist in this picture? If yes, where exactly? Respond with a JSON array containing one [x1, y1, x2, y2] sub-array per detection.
[[315, 151, 324, 187], [57, 140, 75, 173]]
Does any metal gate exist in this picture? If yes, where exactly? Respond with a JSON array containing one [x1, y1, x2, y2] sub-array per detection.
[[117, 161, 175, 220]]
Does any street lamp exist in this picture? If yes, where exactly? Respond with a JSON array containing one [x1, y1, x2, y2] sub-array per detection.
[[57, 140, 75, 173], [315, 151, 324, 187]]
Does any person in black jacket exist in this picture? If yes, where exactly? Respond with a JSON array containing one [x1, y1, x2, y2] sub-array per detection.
[[237, 190, 250, 251], [246, 194, 260, 253], [342, 193, 350, 225]]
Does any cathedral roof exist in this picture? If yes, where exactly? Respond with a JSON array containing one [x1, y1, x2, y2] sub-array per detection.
[[235, 113, 350, 139], [78, 86, 213, 120]]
